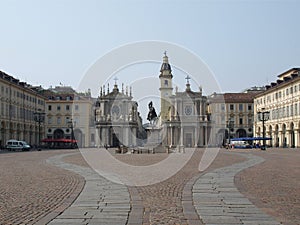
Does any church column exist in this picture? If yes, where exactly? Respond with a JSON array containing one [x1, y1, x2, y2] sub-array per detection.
[[170, 126, 173, 146], [95, 127, 99, 147], [194, 126, 198, 147], [180, 127, 184, 146], [199, 126, 204, 147]]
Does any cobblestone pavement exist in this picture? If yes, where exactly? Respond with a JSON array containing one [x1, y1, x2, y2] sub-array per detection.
[[0, 149, 84, 225], [113, 148, 246, 225], [46, 153, 131, 225], [235, 148, 300, 225], [0, 148, 299, 225]]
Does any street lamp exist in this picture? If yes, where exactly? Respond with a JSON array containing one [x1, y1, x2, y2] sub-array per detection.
[[227, 118, 234, 148], [33, 109, 45, 149], [258, 108, 270, 150], [68, 118, 77, 148]]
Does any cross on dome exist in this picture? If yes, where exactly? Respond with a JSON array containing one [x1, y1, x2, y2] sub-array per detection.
[[185, 75, 191, 84], [114, 77, 118, 85]]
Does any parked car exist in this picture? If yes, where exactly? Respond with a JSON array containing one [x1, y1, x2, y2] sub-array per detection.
[[5, 140, 31, 151]]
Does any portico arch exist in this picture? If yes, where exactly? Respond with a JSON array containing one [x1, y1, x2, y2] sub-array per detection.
[[74, 129, 83, 148], [217, 129, 227, 146], [54, 129, 64, 139], [268, 125, 273, 147], [236, 129, 246, 138]]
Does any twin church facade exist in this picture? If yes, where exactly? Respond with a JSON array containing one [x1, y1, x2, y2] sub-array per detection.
[[94, 54, 214, 148], [1, 53, 264, 148]]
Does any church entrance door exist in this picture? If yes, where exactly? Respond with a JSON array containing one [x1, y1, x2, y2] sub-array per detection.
[[184, 133, 193, 147], [112, 133, 120, 147]]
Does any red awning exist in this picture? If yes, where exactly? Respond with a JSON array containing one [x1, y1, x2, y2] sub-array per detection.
[[41, 138, 77, 143]]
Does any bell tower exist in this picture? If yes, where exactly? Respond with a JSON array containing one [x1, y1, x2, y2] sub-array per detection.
[[159, 52, 173, 122]]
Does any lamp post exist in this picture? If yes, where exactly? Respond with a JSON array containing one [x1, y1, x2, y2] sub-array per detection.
[[33, 109, 45, 149], [258, 108, 270, 150], [227, 118, 234, 148], [68, 118, 77, 148]]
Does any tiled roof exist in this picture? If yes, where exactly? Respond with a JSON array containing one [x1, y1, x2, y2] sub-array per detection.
[[223, 93, 257, 103], [209, 92, 257, 103]]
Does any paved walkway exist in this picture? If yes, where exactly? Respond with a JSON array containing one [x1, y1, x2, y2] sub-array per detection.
[[193, 153, 281, 225], [46, 153, 131, 225], [43, 150, 285, 225]]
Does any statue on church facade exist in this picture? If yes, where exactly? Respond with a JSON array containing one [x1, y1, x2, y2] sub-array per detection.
[[147, 101, 157, 123]]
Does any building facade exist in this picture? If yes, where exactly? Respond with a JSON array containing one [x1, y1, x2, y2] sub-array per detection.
[[254, 68, 300, 148], [208, 88, 263, 146], [0, 70, 46, 147], [43, 86, 95, 148], [158, 54, 212, 148], [94, 83, 143, 147]]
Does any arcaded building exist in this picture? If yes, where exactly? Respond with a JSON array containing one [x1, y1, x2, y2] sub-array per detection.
[[254, 68, 300, 148], [43, 86, 95, 148], [208, 89, 263, 146], [0, 70, 46, 147]]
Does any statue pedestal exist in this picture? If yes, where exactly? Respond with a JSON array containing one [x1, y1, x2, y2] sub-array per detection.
[[144, 124, 165, 153]]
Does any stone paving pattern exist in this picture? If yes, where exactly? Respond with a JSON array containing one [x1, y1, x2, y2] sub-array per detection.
[[235, 149, 300, 225], [0, 148, 299, 225], [114, 149, 246, 225], [46, 153, 130, 225], [0, 150, 84, 225], [193, 153, 280, 225]]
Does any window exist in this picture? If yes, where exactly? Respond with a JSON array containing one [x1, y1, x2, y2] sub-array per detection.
[[164, 80, 168, 86], [230, 104, 234, 110], [239, 118, 243, 125], [57, 105, 61, 111], [221, 115, 225, 123], [248, 118, 252, 125], [221, 104, 225, 111], [248, 104, 252, 110], [48, 117, 52, 124], [66, 105, 70, 111], [239, 104, 243, 111], [57, 117, 61, 124], [75, 105, 79, 110], [48, 105, 52, 111]]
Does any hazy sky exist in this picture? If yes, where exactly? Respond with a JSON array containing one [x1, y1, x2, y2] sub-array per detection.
[[1, 0, 300, 120]]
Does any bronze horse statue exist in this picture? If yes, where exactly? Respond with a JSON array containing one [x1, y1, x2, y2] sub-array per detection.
[[147, 101, 157, 123]]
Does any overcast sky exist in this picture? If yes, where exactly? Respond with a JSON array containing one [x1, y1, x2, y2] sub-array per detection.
[[1, 0, 300, 120]]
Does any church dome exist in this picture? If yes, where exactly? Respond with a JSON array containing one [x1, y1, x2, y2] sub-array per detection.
[[160, 54, 172, 72], [161, 62, 171, 71]]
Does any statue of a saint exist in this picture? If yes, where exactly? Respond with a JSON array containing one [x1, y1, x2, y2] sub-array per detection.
[[147, 101, 157, 123]]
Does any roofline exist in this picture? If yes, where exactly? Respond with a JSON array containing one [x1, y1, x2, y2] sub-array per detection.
[[277, 67, 300, 78]]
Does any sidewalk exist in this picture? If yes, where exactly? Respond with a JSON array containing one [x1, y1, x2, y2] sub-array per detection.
[[45, 153, 131, 225], [193, 152, 280, 225]]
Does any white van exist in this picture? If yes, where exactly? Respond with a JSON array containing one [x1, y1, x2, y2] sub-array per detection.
[[5, 140, 31, 151]]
